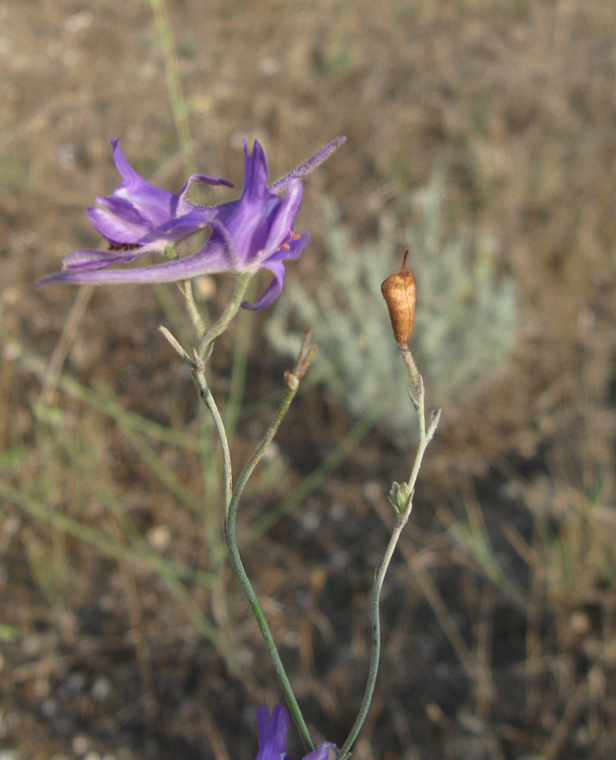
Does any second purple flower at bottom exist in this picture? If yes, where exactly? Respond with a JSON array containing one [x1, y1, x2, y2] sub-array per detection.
[[255, 705, 334, 760]]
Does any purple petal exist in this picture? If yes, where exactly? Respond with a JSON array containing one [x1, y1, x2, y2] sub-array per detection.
[[242, 260, 287, 311], [219, 142, 281, 266], [176, 173, 234, 216], [89, 140, 235, 245], [302, 743, 335, 760], [106, 137, 177, 227], [243, 140, 270, 203], [253, 705, 335, 760], [109, 137, 143, 186], [137, 209, 212, 246], [252, 180, 304, 267], [179, 198, 240, 223], [184, 173, 234, 190], [87, 202, 151, 245], [75, 208, 211, 272], [243, 231, 309, 310], [217, 143, 305, 271], [37, 236, 238, 286], [256, 705, 291, 760], [268, 137, 347, 195]]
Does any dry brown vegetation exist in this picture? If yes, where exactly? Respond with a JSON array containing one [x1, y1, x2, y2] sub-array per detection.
[[2, 0, 616, 758]]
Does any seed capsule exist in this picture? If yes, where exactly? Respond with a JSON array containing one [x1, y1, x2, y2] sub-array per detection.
[[381, 251, 416, 345]]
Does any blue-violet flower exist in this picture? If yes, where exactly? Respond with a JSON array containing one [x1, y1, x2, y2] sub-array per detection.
[[39, 136, 345, 310], [59, 137, 235, 274], [255, 705, 334, 760]]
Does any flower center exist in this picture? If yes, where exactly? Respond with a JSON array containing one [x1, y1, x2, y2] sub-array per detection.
[[108, 242, 142, 251], [277, 230, 301, 252]]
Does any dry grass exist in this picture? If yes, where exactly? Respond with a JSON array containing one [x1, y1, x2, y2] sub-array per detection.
[[2, 0, 616, 758]]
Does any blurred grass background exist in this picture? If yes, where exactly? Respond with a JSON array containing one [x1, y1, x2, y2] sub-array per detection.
[[1, 0, 616, 758]]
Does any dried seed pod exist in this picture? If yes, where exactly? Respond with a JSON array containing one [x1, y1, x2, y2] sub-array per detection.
[[381, 251, 416, 345]]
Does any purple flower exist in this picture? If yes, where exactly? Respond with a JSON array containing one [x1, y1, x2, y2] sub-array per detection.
[[39, 136, 345, 310], [256, 705, 334, 760], [59, 137, 235, 274]]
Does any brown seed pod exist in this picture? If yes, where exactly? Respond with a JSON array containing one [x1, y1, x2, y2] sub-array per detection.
[[381, 251, 417, 345]]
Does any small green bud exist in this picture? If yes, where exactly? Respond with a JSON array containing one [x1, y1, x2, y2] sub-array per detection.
[[388, 481, 413, 514]]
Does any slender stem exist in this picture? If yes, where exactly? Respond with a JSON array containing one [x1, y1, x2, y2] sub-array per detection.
[[338, 515, 408, 760], [189, 273, 254, 503], [196, 273, 253, 360], [225, 300, 254, 447], [147, 0, 195, 174], [242, 407, 377, 545], [181, 273, 254, 505], [228, 386, 295, 515], [192, 378, 310, 741], [225, 383, 316, 752], [192, 326, 317, 752], [182, 280, 206, 336], [193, 369, 233, 507], [338, 345, 440, 760], [39, 284, 94, 405]]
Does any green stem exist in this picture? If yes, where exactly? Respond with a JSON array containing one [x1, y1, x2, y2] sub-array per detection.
[[225, 384, 315, 753], [241, 407, 377, 545], [338, 345, 440, 760], [193, 370, 233, 507], [190, 273, 254, 504], [192, 323, 317, 751], [148, 0, 195, 174], [182, 280, 206, 337], [225, 298, 254, 447], [196, 273, 253, 360]]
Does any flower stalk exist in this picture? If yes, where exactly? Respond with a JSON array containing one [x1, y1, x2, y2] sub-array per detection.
[[338, 344, 440, 760], [196, 272, 253, 360], [221, 332, 318, 752], [184, 304, 318, 751]]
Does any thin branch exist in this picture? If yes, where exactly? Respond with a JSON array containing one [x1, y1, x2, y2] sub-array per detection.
[[224, 334, 318, 753], [338, 346, 440, 760]]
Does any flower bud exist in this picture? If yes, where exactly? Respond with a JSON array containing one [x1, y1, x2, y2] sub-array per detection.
[[388, 481, 413, 514], [381, 251, 416, 345]]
